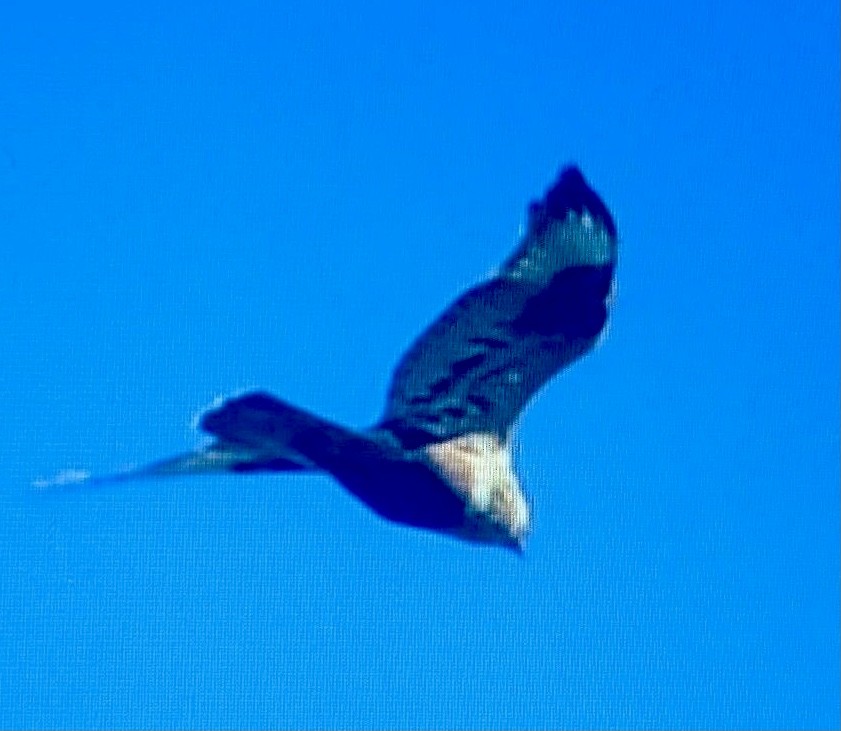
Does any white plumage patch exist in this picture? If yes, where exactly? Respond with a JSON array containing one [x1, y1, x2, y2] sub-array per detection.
[[425, 432, 530, 547]]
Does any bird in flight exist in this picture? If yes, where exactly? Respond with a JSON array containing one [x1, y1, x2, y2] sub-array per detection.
[[50, 166, 617, 552]]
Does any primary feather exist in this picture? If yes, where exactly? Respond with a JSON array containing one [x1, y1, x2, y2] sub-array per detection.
[[54, 165, 617, 552], [379, 166, 617, 448]]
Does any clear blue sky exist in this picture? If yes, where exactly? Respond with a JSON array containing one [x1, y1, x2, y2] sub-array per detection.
[[1, 1, 838, 728]]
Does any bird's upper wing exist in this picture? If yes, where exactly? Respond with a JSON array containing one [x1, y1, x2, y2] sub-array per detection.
[[377, 166, 618, 448]]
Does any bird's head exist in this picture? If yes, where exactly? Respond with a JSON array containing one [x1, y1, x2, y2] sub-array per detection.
[[425, 432, 531, 552]]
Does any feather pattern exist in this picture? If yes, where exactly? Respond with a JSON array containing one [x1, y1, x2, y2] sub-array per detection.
[[378, 167, 617, 448]]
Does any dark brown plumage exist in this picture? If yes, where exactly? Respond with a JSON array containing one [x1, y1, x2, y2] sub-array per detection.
[[68, 166, 618, 551]]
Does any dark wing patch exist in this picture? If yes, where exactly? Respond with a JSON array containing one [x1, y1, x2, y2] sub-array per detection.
[[203, 392, 467, 530], [512, 264, 613, 338], [378, 166, 617, 449]]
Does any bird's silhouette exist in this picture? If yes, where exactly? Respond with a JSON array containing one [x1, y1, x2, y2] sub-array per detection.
[[52, 166, 617, 552]]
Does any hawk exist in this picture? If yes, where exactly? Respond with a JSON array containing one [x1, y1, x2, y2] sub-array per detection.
[[75, 166, 617, 551]]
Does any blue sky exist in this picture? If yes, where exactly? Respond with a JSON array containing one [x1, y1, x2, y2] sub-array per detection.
[[1, 1, 838, 728]]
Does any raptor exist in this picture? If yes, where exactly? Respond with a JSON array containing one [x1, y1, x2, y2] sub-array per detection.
[[69, 166, 617, 551]]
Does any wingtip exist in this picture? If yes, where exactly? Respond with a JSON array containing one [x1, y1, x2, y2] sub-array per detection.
[[31, 468, 93, 490], [31, 449, 246, 493], [531, 164, 617, 240], [557, 164, 586, 183], [31, 465, 154, 491]]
